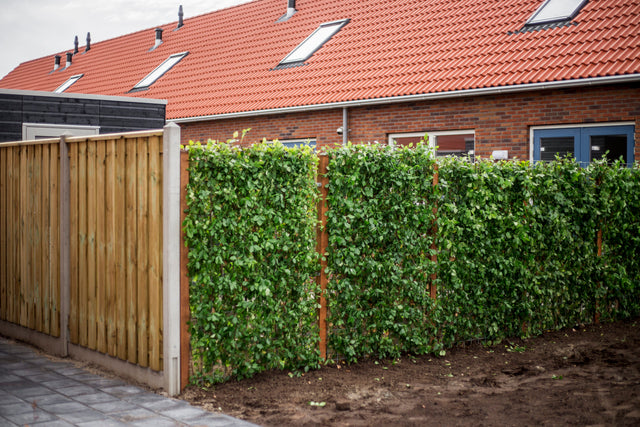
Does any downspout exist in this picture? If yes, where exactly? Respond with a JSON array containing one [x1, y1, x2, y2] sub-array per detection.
[[342, 107, 348, 144]]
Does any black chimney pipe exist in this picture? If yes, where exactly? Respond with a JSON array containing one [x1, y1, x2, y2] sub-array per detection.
[[149, 28, 164, 51], [85, 32, 91, 53], [74, 36, 79, 54], [288, 0, 295, 8], [54, 55, 61, 71], [177, 5, 184, 29], [66, 52, 73, 68]]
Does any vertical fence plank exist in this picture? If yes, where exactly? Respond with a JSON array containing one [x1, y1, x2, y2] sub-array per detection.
[[0, 148, 6, 322], [115, 137, 127, 360], [3, 148, 10, 322], [77, 141, 88, 347], [105, 139, 116, 356], [148, 136, 162, 371], [96, 141, 107, 353], [52, 142, 61, 338], [32, 145, 42, 332], [10, 147, 19, 324], [125, 137, 138, 364], [29, 145, 39, 330], [316, 155, 329, 360], [41, 145, 51, 334], [69, 142, 79, 343], [20, 145, 28, 327], [137, 137, 150, 368], [86, 141, 97, 350]]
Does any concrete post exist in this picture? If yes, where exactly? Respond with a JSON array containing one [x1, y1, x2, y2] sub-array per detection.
[[162, 122, 181, 396]]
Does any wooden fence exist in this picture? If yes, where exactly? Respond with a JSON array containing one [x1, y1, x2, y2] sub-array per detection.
[[0, 140, 61, 337], [67, 133, 163, 370], [0, 124, 182, 395]]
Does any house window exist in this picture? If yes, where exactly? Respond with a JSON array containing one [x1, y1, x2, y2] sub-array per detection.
[[526, 0, 588, 26], [388, 131, 475, 158], [532, 124, 634, 166], [22, 123, 99, 141], [277, 19, 349, 67], [276, 138, 316, 149], [54, 74, 83, 93], [131, 52, 188, 91]]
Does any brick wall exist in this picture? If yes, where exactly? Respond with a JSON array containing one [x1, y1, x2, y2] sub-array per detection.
[[178, 83, 640, 161]]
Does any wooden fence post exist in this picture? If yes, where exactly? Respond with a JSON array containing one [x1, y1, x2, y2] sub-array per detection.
[[430, 163, 438, 300], [179, 150, 190, 390], [595, 227, 602, 324], [162, 123, 181, 396], [317, 155, 329, 360]]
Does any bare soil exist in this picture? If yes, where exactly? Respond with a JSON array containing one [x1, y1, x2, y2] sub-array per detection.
[[180, 317, 640, 426]]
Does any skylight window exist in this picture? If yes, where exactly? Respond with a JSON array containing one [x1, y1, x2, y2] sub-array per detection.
[[526, 0, 588, 26], [131, 52, 188, 91], [279, 19, 349, 67], [54, 74, 83, 93]]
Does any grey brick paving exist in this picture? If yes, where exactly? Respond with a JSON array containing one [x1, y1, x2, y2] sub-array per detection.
[[0, 337, 259, 426]]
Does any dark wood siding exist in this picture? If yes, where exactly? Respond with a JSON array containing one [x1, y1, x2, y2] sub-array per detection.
[[0, 93, 165, 142]]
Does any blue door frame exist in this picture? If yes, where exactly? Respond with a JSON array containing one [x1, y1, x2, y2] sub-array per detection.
[[533, 125, 634, 166]]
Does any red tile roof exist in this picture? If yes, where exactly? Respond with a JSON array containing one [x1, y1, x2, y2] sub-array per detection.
[[1, 0, 639, 120]]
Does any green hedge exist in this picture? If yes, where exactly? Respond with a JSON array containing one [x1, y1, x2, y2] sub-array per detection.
[[184, 138, 640, 380], [326, 148, 640, 361], [325, 143, 439, 360], [435, 158, 599, 345], [184, 141, 320, 384]]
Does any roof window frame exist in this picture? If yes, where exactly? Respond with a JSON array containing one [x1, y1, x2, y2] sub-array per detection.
[[277, 19, 349, 68], [525, 0, 588, 26], [130, 51, 189, 92], [54, 74, 84, 93]]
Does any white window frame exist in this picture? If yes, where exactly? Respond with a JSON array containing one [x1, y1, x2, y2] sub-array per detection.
[[388, 130, 475, 156], [268, 138, 317, 149], [529, 121, 635, 163], [22, 123, 99, 141], [526, 0, 588, 26], [279, 19, 349, 66], [54, 74, 84, 93], [132, 52, 188, 91]]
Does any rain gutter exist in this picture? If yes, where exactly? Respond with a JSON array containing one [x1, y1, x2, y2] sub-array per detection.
[[171, 74, 640, 124]]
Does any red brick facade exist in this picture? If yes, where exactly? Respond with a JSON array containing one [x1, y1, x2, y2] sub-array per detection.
[[178, 83, 640, 161]]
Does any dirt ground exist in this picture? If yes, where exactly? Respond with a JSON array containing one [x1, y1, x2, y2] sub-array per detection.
[[180, 317, 640, 426]]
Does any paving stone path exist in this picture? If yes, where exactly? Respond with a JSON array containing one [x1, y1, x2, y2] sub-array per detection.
[[0, 337, 258, 426]]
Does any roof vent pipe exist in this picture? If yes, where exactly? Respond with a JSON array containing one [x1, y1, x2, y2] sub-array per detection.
[[277, 0, 296, 22], [65, 52, 73, 69], [177, 5, 184, 29], [53, 55, 61, 72], [150, 28, 163, 51], [74, 36, 79, 54], [287, 0, 296, 17], [85, 32, 91, 53]]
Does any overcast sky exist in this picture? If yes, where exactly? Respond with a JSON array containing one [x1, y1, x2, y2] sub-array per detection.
[[0, 0, 251, 79]]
